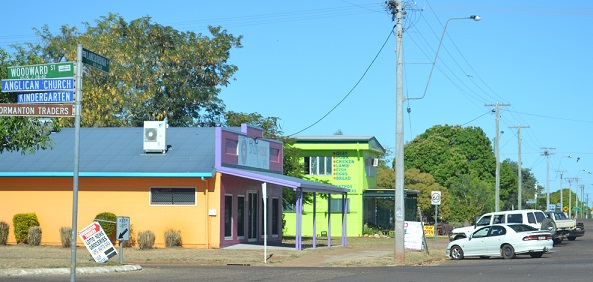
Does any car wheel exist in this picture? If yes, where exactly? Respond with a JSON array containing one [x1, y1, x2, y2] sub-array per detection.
[[529, 252, 544, 258], [567, 236, 576, 241], [450, 245, 464, 260], [553, 238, 563, 245], [540, 218, 557, 233], [501, 244, 516, 259]]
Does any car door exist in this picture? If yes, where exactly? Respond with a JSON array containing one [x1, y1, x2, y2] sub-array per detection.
[[465, 226, 491, 256], [481, 225, 506, 256]]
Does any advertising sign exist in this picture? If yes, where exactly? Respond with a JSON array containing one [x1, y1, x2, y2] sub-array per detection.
[[238, 135, 270, 170], [404, 221, 424, 251], [78, 222, 117, 263]]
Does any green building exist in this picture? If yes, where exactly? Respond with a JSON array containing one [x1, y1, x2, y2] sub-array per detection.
[[283, 135, 387, 237]]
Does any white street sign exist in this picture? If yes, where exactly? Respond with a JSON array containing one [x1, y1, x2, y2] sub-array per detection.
[[431, 191, 442, 205], [117, 216, 130, 241]]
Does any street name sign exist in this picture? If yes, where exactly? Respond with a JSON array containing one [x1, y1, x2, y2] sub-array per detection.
[[1, 78, 75, 92], [0, 103, 74, 117], [18, 91, 74, 103], [78, 222, 117, 263], [8, 62, 74, 79], [82, 48, 110, 73]]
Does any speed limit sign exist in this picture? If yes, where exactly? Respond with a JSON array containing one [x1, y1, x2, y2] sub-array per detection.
[[431, 191, 441, 205]]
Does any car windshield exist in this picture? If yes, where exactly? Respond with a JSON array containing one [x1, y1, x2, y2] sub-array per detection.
[[555, 212, 567, 220], [508, 224, 538, 232]]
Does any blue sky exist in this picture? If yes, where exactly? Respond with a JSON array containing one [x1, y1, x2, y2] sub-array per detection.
[[2, 1, 593, 206]]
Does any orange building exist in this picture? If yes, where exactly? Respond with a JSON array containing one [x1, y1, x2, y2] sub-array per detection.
[[0, 123, 347, 249]]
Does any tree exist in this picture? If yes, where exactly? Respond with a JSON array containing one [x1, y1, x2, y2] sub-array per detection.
[[14, 13, 242, 128], [447, 174, 494, 224], [0, 48, 59, 154], [404, 168, 449, 222]]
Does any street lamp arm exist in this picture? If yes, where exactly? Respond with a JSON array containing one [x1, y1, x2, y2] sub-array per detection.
[[408, 15, 480, 100]]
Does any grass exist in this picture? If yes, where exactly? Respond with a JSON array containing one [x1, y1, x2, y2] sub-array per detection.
[[0, 236, 450, 269]]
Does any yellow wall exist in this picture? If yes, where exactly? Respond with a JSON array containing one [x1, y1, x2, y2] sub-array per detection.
[[0, 177, 220, 248]]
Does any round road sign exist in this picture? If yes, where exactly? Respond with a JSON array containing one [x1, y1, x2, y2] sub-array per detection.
[[431, 191, 441, 205]]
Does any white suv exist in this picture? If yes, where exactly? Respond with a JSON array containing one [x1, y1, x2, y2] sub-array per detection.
[[448, 209, 547, 241]]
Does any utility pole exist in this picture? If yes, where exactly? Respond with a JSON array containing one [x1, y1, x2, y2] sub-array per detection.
[[557, 170, 566, 212], [485, 102, 510, 211], [509, 125, 529, 209], [541, 148, 555, 211]]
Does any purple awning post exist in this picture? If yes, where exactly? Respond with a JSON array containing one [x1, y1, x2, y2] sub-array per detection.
[[295, 188, 303, 250], [342, 193, 347, 246], [327, 196, 331, 247], [312, 192, 317, 248]]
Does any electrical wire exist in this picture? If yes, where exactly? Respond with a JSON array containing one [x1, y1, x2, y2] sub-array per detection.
[[288, 26, 395, 137]]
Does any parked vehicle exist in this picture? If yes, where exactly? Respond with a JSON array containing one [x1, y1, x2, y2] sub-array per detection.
[[446, 224, 554, 260], [448, 209, 547, 241], [568, 222, 585, 241], [543, 211, 579, 244]]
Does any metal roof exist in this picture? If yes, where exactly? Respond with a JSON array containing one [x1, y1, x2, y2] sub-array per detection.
[[0, 127, 216, 177]]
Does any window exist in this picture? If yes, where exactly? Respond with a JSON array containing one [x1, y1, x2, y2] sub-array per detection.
[[225, 139, 238, 155], [270, 148, 280, 163], [507, 213, 522, 223], [365, 158, 376, 177], [225, 195, 233, 238], [527, 212, 536, 224], [476, 215, 491, 227], [150, 187, 195, 205], [493, 214, 505, 224], [329, 197, 350, 213], [304, 156, 333, 175]]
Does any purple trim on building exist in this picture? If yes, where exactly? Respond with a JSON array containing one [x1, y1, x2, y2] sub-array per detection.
[[342, 194, 348, 246], [215, 127, 222, 168], [312, 192, 317, 248], [327, 196, 331, 248]]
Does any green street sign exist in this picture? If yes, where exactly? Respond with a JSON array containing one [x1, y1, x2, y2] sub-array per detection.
[[82, 48, 110, 73], [7, 62, 74, 79], [573, 207, 582, 211]]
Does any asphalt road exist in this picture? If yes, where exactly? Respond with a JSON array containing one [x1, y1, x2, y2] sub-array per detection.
[[5, 219, 593, 282]]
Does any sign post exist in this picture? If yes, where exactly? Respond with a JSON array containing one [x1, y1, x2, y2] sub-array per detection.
[[431, 191, 441, 248], [117, 216, 130, 265]]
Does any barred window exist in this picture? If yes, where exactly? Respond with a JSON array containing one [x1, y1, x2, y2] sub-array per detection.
[[329, 198, 350, 213], [150, 187, 196, 205], [304, 156, 333, 175]]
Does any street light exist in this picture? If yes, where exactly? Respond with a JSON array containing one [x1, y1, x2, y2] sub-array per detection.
[[392, 7, 479, 262]]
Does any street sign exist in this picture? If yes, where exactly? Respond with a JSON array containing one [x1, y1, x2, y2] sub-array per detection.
[[548, 204, 556, 212], [0, 103, 74, 117], [8, 62, 74, 79], [78, 222, 117, 263], [1, 78, 75, 92], [564, 206, 569, 212], [18, 91, 74, 103], [82, 48, 110, 73], [573, 206, 582, 212], [116, 216, 130, 241], [431, 191, 441, 205]]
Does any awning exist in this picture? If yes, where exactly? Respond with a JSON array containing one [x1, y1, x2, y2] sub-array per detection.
[[216, 166, 349, 194]]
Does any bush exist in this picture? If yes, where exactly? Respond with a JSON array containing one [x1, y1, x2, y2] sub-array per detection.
[[94, 212, 117, 244], [137, 231, 155, 250], [164, 229, 182, 247], [27, 226, 42, 246], [12, 213, 39, 244], [59, 227, 72, 248], [0, 221, 9, 245]]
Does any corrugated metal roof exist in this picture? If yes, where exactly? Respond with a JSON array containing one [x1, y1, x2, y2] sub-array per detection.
[[0, 127, 216, 177]]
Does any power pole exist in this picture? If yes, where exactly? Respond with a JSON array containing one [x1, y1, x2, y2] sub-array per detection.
[[386, 0, 405, 262], [485, 102, 510, 211], [557, 170, 566, 212], [509, 125, 529, 209], [541, 148, 555, 210]]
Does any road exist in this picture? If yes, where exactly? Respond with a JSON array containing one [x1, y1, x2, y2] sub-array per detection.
[[5, 219, 592, 282]]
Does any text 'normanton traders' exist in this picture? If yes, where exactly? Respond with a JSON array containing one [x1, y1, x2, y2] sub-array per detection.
[[0, 105, 72, 116]]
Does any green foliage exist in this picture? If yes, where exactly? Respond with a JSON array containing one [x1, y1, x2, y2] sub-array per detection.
[[94, 212, 117, 244], [12, 213, 39, 244], [362, 223, 382, 235], [0, 221, 9, 245], [376, 165, 395, 189], [405, 168, 449, 222], [164, 229, 182, 247], [137, 230, 155, 250], [27, 226, 42, 246], [14, 14, 242, 128], [447, 175, 494, 224], [59, 226, 72, 248]]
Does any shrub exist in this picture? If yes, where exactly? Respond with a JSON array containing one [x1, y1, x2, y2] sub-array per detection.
[[0, 221, 9, 245], [137, 231, 155, 250], [94, 212, 117, 244], [12, 213, 39, 244], [59, 227, 72, 248], [27, 226, 42, 246], [164, 229, 182, 247]]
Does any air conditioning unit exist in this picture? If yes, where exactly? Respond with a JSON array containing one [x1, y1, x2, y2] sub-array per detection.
[[143, 121, 167, 153], [372, 158, 379, 167]]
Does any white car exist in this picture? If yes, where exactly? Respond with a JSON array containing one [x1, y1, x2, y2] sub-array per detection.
[[446, 224, 553, 260]]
